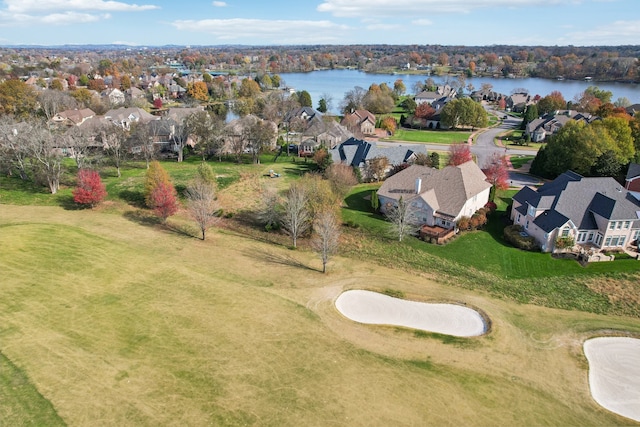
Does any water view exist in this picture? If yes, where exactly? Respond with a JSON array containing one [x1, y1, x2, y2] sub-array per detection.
[[278, 69, 640, 114]]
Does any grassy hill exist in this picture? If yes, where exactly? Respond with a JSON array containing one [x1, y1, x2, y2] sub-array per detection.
[[1, 158, 639, 425]]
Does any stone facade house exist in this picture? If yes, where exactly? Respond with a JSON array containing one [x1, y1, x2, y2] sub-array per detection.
[[377, 162, 492, 231], [341, 109, 376, 136]]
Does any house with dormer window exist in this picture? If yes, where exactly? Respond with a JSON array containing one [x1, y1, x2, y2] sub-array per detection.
[[510, 171, 640, 253]]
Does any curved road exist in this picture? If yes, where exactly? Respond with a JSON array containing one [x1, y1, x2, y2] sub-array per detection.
[[379, 110, 542, 187]]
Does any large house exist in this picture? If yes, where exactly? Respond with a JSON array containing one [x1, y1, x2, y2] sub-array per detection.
[[415, 84, 457, 105], [525, 110, 597, 142], [330, 137, 427, 181], [510, 171, 640, 253], [377, 161, 492, 231], [341, 109, 376, 137]]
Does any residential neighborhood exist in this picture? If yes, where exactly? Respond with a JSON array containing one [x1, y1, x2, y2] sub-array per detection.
[[1, 40, 640, 427]]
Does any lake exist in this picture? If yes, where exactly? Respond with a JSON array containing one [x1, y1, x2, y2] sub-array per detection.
[[277, 69, 640, 114]]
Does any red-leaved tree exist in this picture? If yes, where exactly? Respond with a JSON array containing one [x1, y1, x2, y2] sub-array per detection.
[[448, 143, 473, 166], [150, 181, 179, 222], [73, 169, 107, 207], [483, 152, 510, 191], [145, 161, 179, 222]]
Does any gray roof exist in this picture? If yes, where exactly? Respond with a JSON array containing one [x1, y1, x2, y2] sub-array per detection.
[[514, 171, 640, 231], [377, 162, 491, 218], [626, 163, 640, 181], [329, 138, 427, 168]]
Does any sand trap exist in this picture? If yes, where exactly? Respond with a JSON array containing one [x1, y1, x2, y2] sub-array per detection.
[[335, 290, 486, 337], [583, 337, 640, 422]]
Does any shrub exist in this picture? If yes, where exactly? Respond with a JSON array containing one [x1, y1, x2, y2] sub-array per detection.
[[457, 216, 471, 231], [504, 225, 540, 251], [484, 201, 497, 213], [73, 169, 107, 207]]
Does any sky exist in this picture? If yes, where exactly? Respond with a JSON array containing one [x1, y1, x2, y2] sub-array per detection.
[[0, 0, 639, 47]]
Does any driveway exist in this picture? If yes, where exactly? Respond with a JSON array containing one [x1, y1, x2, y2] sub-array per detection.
[[379, 112, 543, 187]]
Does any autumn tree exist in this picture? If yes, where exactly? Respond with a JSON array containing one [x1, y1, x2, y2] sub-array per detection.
[[245, 118, 276, 164], [281, 181, 312, 248], [482, 153, 510, 197], [187, 81, 209, 101], [366, 156, 389, 182], [393, 79, 406, 97], [237, 78, 261, 98], [73, 169, 107, 207], [414, 102, 435, 119], [0, 79, 38, 118], [537, 91, 566, 116], [325, 163, 358, 200], [313, 147, 332, 171], [145, 161, 178, 222], [440, 98, 487, 130], [311, 210, 341, 273], [448, 143, 472, 166], [380, 116, 397, 135], [184, 163, 219, 240]]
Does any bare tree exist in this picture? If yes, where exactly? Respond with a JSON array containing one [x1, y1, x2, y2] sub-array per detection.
[[99, 124, 129, 177], [184, 171, 220, 240], [0, 116, 30, 180], [324, 163, 358, 200], [65, 126, 95, 169], [246, 119, 276, 164], [130, 122, 156, 169], [171, 119, 190, 163], [281, 182, 311, 248], [185, 111, 225, 161], [28, 126, 64, 194], [311, 210, 341, 273], [38, 89, 76, 124], [386, 196, 419, 242], [256, 185, 282, 230]]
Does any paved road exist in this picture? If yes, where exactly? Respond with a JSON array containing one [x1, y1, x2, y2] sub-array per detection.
[[379, 110, 542, 187]]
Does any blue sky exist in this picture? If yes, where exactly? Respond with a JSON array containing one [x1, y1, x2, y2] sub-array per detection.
[[0, 0, 638, 46]]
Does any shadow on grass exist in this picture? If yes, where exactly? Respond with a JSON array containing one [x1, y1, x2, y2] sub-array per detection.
[[246, 248, 319, 272], [118, 189, 146, 208], [123, 209, 199, 239], [58, 194, 85, 211]]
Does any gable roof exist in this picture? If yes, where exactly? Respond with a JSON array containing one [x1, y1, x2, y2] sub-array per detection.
[[515, 171, 640, 231], [377, 162, 491, 218], [626, 163, 640, 181], [329, 137, 427, 168]]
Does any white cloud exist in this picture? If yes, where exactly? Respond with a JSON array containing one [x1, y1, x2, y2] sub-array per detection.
[[0, 10, 106, 25], [317, 0, 567, 17], [212, 1, 227, 6], [171, 18, 350, 44], [5, 0, 159, 13], [563, 19, 640, 44], [411, 19, 432, 26]]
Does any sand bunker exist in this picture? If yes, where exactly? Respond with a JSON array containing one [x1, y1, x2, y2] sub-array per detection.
[[335, 290, 486, 337], [583, 337, 640, 422]]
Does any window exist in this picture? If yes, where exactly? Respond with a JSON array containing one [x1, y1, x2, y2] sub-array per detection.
[[616, 222, 622, 229], [561, 228, 570, 237], [609, 222, 616, 230], [528, 205, 535, 217], [525, 220, 529, 230], [623, 221, 630, 229], [605, 237, 612, 246]]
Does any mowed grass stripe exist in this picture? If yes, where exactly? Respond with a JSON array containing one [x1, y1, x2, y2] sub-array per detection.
[[0, 207, 632, 425]]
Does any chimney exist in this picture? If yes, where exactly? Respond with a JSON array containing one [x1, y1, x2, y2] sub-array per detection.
[[415, 178, 422, 194]]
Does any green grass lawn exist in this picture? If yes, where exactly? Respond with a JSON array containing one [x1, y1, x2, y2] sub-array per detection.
[[509, 155, 535, 169], [2, 152, 640, 426], [385, 129, 471, 144], [341, 185, 640, 317]]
